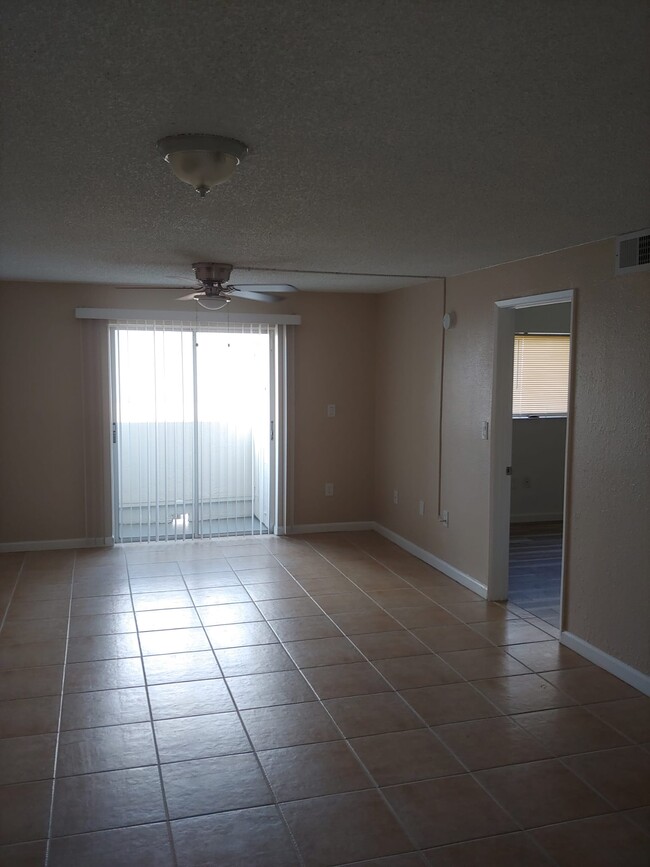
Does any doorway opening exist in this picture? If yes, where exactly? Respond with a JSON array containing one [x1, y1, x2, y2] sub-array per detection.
[[110, 323, 276, 542], [488, 291, 574, 630]]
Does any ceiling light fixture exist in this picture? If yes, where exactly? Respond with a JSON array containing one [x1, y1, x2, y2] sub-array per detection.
[[156, 134, 248, 197]]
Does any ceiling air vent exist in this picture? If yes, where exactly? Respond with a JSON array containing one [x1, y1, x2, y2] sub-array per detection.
[[615, 229, 650, 275]]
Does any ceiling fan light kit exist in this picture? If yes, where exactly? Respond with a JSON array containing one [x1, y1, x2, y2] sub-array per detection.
[[156, 134, 248, 197]]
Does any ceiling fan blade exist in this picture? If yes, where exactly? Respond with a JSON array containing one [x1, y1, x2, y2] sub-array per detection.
[[229, 283, 297, 293], [233, 289, 285, 303], [177, 291, 205, 301]]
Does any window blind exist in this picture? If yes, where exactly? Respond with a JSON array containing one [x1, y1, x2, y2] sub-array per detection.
[[512, 334, 570, 416]]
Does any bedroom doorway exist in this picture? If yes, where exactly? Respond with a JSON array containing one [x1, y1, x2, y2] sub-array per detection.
[[488, 290, 574, 631], [110, 323, 275, 542]]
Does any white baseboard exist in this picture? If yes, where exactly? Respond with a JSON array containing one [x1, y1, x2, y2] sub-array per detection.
[[288, 521, 375, 535], [510, 512, 563, 524], [0, 537, 111, 554], [372, 523, 488, 599], [561, 631, 650, 696]]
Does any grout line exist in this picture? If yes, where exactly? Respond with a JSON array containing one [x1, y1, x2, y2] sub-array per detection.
[[43, 551, 77, 867]]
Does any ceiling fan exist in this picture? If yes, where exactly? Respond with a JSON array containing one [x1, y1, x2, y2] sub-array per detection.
[[177, 262, 297, 306]]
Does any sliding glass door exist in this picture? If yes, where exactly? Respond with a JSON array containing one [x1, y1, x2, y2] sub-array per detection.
[[111, 323, 274, 542]]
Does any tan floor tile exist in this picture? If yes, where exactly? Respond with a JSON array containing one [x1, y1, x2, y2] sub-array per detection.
[[191, 587, 253, 609], [441, 602, 515, 623], [422, 586, 482, 605], [505, 640, 590, 671], [531, 813, 650, 867], [269, 615, 341, 642], [135, 608, 202, 631], [368, 588, 429, 610], [375, 655, 462, 690], [155, 712, 251, 762], [57, 721, 157, 776], [149, 678, 233, 719], [0, 665, 64, 700], [177, 557, 233, 575], [128, 562, 181, 579], [512, 705, 629, 755], [0, 640, 65, 671], [424, 831, 553, 866], [411, 625, 492, 652], [143, 650, 222, 684], [257, 597, 323, 619], [284, 636, 364, 668], [348, 572, 408, 592], [623, 806, 650, 835], [352, 631, 431, 660], [390, 606, 459, 628], [64, 658, 144, 692], [139, 627, 210, 655], [128, 576, 186, 593], [542, 667, 640, 704], [206, 621, 280, 648], [297, 576, 356, 595], [246, 581, 306, 601], [344, 854, 424, 866], [1, 618, 68, 644], [6, 599, 71, 621], [227, 670, 315, 709], [0, 780, 52, 845], [66, 633, 140, 663], [473, 673, 577, 714], [235, 566, 293, 584], [469, 621, 554, 646], [241, 701, 342, 750], [61, 687, 150, 730], [0, 839, 48, 866], [302, 662, 391, 700], [171, 805, 300, 866], [384, 775, 516, 848], [48, 823, 174, 867], [183, 571, 241, 589], [216, 643, 296, 676], [0, 733, 57, 784], [259, 740, 372, 800], [162, 753, 273, 819], [564, 746, 650, 809], [0, 695, 60, 737], [586, 696, 650, 742], [70, 595, 133, 616], [330, 609, 403, 635], [197, 602, 263, 626], [401, 682, 502, 725], [438, 647, 529, 680], [68, 613, 136, 638], [131, 590, 193, 610], [351, 728, 462, 785], [435, 715, 551, 769], [227, 555, 278, 572], [52, 766, 166, 836], [282, 790, 413, 866], [71, 578, 130, 598], [311, 592, 379, 615], [476, 759, 610, 828], [325, 690, 425, 738]]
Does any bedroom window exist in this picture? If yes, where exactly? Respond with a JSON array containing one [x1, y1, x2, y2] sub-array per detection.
[[512, 333, 570, 416]]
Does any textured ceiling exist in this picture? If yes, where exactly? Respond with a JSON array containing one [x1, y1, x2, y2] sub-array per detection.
[[1, 0, 649, 292]]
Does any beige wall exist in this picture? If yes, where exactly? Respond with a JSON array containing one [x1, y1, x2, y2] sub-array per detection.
[[375, 239, 650, 673], [0, 284, 376, 543]]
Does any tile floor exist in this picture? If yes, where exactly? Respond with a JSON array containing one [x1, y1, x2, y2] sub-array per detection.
[[0, 531, 648, 866]]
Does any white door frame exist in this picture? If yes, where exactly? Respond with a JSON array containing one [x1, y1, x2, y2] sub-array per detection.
[[109, 323, 286, 542], [487, 289, 575, 615]]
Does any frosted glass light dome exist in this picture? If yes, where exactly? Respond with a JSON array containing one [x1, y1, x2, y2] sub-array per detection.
[[157, 134, 248, 197]]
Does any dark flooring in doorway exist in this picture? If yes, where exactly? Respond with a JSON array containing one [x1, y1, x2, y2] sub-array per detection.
[[509, 522, 562, 628]]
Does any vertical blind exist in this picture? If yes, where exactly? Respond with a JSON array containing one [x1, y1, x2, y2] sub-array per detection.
[[512, 334, 571, 415], [112, 321, 273, 542]]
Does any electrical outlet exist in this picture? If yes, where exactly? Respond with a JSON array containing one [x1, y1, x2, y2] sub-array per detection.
[[418, 500, 425, 516], [439, 510, 449, 526], [393, 489, 399, 505], [325, 482, 334, 497], [327, 404, 336, 417]]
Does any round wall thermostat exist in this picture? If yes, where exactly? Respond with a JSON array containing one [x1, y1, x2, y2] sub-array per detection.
[[442, 311, 456, 330]]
